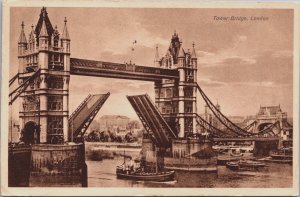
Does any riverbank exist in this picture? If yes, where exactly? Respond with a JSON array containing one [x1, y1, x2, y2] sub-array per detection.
[[85, 142, 142, 160]]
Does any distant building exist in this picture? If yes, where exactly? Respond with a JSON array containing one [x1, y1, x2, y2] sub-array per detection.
[[99, 115, 130, 132], [198, 103, 225, 132], [243, 105, 293, 140], [255, 105, 292, 139], [227, 116, 246, 128]]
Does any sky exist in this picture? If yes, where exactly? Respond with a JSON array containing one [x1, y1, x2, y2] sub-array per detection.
[[9, 7, 294, 122]]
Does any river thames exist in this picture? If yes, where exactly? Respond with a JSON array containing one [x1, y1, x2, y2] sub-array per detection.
[[86, 156, 293, 188]]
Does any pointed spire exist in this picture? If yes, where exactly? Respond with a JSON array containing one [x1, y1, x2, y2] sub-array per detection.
[[18, 21, 27, 44], [40, 13, 49, 37], [178, 46, 185, 58], [172, 30, 177, 38], [216, 100, 220, 109], [41, 6, 46, 14], [154, 45, 160, 67], [191, 41, 197, 59], [29, 24, 35, 40], [154, 45, 159, 61], [35, 7, 54, 38], [61, 17, 70, 40]]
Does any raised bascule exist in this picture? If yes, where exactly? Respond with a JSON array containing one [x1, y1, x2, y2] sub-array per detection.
[[9, 7, 293, 187]]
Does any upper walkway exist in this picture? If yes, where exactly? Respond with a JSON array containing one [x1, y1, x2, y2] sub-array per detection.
[[70, 58, 179, 81]]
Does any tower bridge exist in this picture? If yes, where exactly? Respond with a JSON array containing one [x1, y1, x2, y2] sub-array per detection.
[[8, 7, 292, 187]]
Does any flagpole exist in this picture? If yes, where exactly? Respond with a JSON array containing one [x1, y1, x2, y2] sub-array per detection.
[[130, 40, 137, 64]]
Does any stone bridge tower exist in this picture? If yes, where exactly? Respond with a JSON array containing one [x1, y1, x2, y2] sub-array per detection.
[[154, 33, 197, 138], [254, 105, 293, 140], [18, 7, 70, 144]]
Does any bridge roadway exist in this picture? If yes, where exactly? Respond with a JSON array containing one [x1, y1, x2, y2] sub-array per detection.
[[127, 94, 176, 148], [70, 58, 179, 81], [68, 93, 110, 140], [212, 137, 280, 142]]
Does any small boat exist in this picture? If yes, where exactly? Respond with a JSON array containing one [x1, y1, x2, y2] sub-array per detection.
[[270, 148, 292, 160], [116, 166, 175, 182], [226, 161, 239, 171], [229, 148, 244, 157], [116, 146, 175, 182], [230, 152, 244, 157], [239, 160, 266, 170], [226, 160, 266, 171], [269, 148, 292, 164]]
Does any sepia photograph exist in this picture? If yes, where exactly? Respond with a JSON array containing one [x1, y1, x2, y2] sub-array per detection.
[[1, 1, 299, 196]]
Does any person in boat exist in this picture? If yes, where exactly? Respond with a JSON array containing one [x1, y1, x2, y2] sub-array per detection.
[[124, 158, 135, 173], [129, 158, 135, 172]]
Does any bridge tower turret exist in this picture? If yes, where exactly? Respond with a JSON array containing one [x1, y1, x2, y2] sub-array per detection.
[[38, 12, 50, 143], [177, 46, 186, 138], [61, 17, 71, 141], [18, 22, 27, 74], [17, 22, 28, 133], [191, 42, 198, 136], [154, 32, 198, 138], [18, 7, 70, 144], [154, 45, 160, 67]]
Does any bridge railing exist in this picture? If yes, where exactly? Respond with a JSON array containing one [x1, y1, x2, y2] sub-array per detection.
[[69, 94, 92, 121]]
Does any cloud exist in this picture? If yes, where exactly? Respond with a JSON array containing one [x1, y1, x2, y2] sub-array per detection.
[[271, 49, 293, 58], [197, 34, 257, 68], [198, 78, 227, 88], [232, 35, 248, 48], [198, 46, 293, 88], [230, 81, 292, 88], [221, 56, 257, 65], [198, 77, 289, 89], [198, 50, 257, 68]]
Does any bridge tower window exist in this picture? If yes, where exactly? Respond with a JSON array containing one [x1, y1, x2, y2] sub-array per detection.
[[48, 96, 63, 111], [184, 101, 193, 113], [47, 116, 63, 143], [166, 88, 172, 98], [48, 76, 63, 89]]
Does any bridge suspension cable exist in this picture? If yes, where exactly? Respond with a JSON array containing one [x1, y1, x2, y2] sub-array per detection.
[[243, 120, 257, 132], [195, 114, 235, 138], [9, 73, 19, 87], [196, 83, 253, 137], [9, 70, 40, 105]]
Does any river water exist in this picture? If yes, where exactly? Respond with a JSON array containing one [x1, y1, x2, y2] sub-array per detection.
[[86, 156, 293, 188]]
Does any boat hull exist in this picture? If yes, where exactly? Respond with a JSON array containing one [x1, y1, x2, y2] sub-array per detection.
[[226, 162, 239, 171], [270, 154, 292, 160], [116, 170, 175, 182], [226, 160, 266, 171]]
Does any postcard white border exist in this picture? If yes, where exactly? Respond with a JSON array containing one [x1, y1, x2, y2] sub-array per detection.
[[1, 0, 299, 196]]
